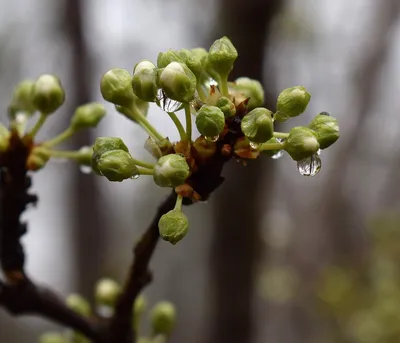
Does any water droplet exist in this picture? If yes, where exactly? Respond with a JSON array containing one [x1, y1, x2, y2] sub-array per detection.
[[205, 77, 218, 87], [271, 150, 284, 160], [130, 173, 140, 180], [317, 149, 322, 155], [205, 135, 219, 143], [297, 153, 321, 177], [79, 165, 92, 174], [249, 141, 261, 150], [156, 89, 182, 112], [320, 111, 330, 116]]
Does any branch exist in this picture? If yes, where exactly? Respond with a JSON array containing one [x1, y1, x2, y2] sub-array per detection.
[[107, 192, 177, 343]]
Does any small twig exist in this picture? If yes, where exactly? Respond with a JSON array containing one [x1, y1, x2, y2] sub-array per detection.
[[108, 192, 177, 343]]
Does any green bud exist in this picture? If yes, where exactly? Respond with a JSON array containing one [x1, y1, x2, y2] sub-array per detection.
[[216, 96, 236, 118], [308, 113, 340, 149], [144, 137, 174, 159], [150, 301, 177, 335], [275, 86, 311, 122], [153, 154, 190, 188], [95, 278, 122, 307], [71, 103, 106, 130], [191, 48, 208, 61], [26, 146, 51, 171], [208, 36, 238, 77], [158, 209, 189, 245], [92, 137, 129, 174], [234, 77, 264, 110], [31, 74, 65, 114], [66, 294, 91, 317], [100, 68, 134, 107], [284, 126, 320, 161], [132, 61, 158, 102], [159, 62, 197, 103], [134, 294, 147, 318], [8, 80, 36, 117], [196, 105, 225, 137], [0, 124, 10, 152], [96, 149, 139, 182], [241, 108, 274, 143], [39, 332, 66, 343], [157, 50, 185, 68]]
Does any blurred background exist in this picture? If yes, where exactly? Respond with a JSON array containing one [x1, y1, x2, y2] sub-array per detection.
[[1, 0, 400, 342]]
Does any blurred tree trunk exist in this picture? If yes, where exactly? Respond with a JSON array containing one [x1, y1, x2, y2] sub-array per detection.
[[63, 0, 106, 297], [207, 1, 284, 343]]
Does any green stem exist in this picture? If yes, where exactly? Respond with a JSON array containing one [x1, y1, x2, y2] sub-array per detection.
[[167, 112, 187, 141], [273, 132, 289, 139], [137, 167, 154, 175], [29, 113, 48, 138], [43, 127, 75, 147], [259, 142, 285, 151], [130, 104, 165, 142], [219, 74, 229, 97], [184, 104, 192, 142], [132, 158, 155, 169], [196, 83, 208, 103], [174, 194, 183, 211]]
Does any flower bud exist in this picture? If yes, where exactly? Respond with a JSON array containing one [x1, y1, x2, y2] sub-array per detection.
[[275, 86, 311, 122], [71, 103, 106, 131], [308, 113, 340, 149], [132, 61, 158, 102], [134, 294, 147, 318], [153, 154, 190, 188], [96, 149, 139, 182], [95, 278, 121, 308], [159, 62, 197, 103], [66, 294, 91, 317], [195, 105, 225, 138], [157, 50, 185, 68], [26, 146, 51, 171], [0, 124, 10, 152], [8, 80, 36, 117], [144, 137, 174, 159], [158, 209, 189, 245], [241, 108, 274, 143], [92, 137, 129, 174], [191, 48, 208, 62], [150, 301, 177, 335], [39, 332, 66, 343], [100, 68, 134, 107], [217, 96, 236, 118], [31, 74, 65, 114], [234, 77, 264, 110], [284, 126, 320, 161], [208, 36, 238, 77]]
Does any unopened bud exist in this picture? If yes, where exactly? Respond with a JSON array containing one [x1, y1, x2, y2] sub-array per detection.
[[284, 126, 320, 161]]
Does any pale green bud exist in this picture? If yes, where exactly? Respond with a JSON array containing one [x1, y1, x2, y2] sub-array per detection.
[[284, 126, 320, 161], [66, 294, 91, 317], [144, 137, 174, 159], [39, 332, 66, 343], [157, 50, 185, 68], [92, 137, 129, 174], [96, 149, 139, 182], [159, 62, 197, 103], [150, 301, 177, 335], [275, 86, 311, 122], [208, 36, 238, 77], [8, 80, 36, 117], [132, 61, 158, 102], [158, 209, 189, 245], [234, 77, 264, 110], [308, 112, 340, 149], [190, 48, 208, 62], [241, 108, 274, 143], [195, 105, 225, 137], [134, 295, 147, 318], [26, 146, 51, 171], [71, 103, 106, 130], [31, 74, 65, 114], [95, 278, 122, 307], [153, 154, 190, 188], [0, 124, 10, 152], [100, 68, 134, 107], [216, 96, 236, 118]]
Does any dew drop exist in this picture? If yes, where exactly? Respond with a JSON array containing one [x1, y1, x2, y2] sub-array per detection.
[[297, 153, 321, 177], [320, 111, 330, 116], [271, 150, 284, 160], [79, 165, 92, 174], [205, 135, 219, 143], [249, 141, 261, 150], [156, 89, 182, 112], [130, 173, 140, 180]]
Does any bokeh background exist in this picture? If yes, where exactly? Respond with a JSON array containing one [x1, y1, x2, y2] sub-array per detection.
[[1, 0, 400, 342]]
